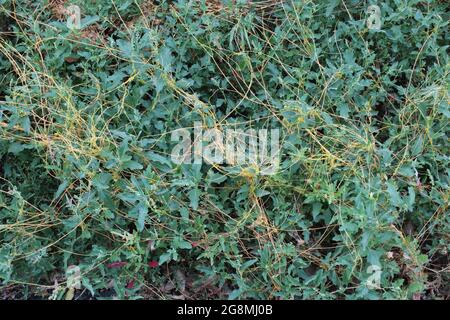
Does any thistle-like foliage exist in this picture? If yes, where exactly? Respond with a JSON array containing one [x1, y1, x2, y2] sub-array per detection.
[[0, 0, 448, 300]]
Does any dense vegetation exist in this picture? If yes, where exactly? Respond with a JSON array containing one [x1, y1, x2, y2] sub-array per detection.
[[0, 0, 448, 300]]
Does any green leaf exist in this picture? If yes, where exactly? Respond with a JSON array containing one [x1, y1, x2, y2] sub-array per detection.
[[407, 186, 415, 212], [124, 161, 143, 170], [80, 16, 100, 29], [117, 39, 133, 59], [241, 259, 257, 271], [386, 181, 402, 208], [159, 251, 172, 265], [136, 205, 148, 232], [92, 173, 112, 190], [179, 207, 189, 220], [411, 135, 423, 156], [188, 188, 200, 210], [7, 143, 27, 154], [312, 202, 322, 220], [228, 289, 240, 300], [255, 189, 270, 197], [158, 46, 173, 73], [54, 180, 69, 200], [176, 238, 192, 250]]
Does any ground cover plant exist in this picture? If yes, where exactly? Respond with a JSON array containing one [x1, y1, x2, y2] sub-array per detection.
[[0, 0, 448, 300]]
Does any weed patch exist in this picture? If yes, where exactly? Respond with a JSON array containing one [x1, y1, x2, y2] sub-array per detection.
[[0, 0, 448, 300]]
